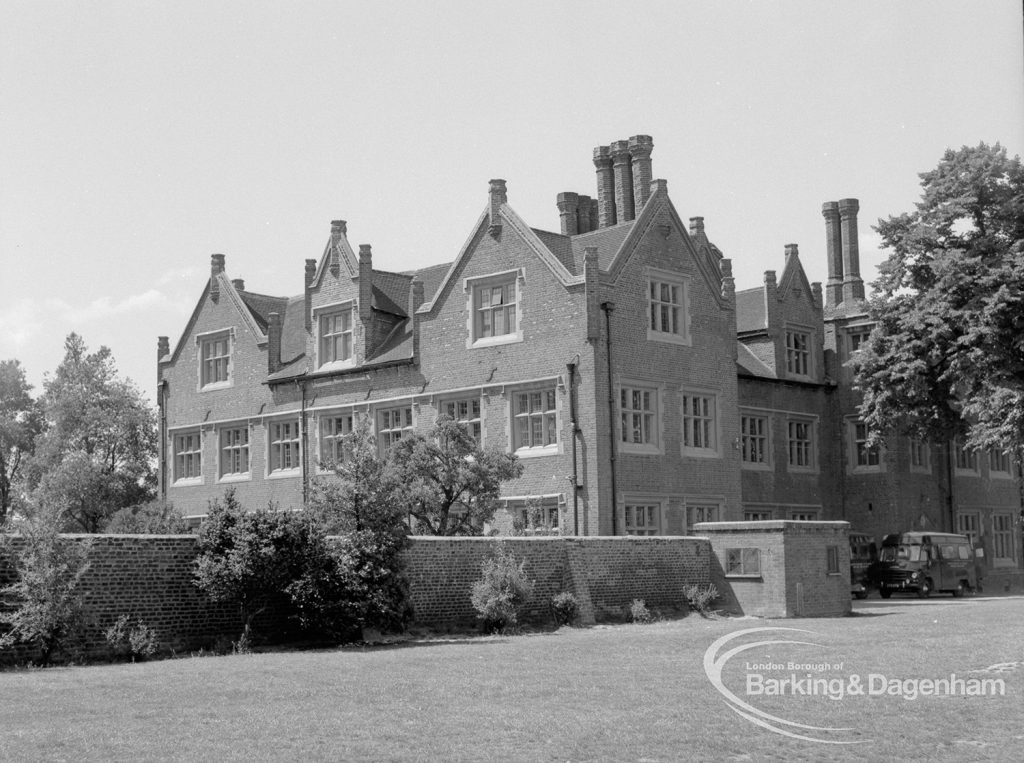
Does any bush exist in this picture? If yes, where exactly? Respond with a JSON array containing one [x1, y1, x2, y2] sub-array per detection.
[[682, 583, 719, 616], [629, 598, 654, 624], [105, 500, 190, 534], [104, 614, 159, 661], [470, 544, 535, 633], [0, 518, 92, 665], [551, 591, 580, 626]]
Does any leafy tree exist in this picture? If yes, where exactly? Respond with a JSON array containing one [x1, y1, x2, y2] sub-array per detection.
[[853, 143, 1024, 459], [469, 543, 535, 633], [26, 334, 157, 532], [306, 416, 404, 535], [105, 500, 190, 534], [388, 416, 524, 535], [0, 517, 92, 666], [0, 360, 43, 524]]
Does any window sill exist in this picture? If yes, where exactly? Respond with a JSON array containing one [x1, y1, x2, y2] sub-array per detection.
[[218, 474, 251, 484], [267, 469, 301, 480], [318, 359, 356, 373], [515, 444, 559, 459], [849, 465, 884, 475], [468, 333, 524, 350], [619, 443, 662, 456], [725, 574, 763, 581], [172, 477, 204, 487], [200, 381, 233, 392], [741, 462, 772, 471], [787, 465, 819, 474], [646, 330, 691, 347], [682, 448, 721, 459]]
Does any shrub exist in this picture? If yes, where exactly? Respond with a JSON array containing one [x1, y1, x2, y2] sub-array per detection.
[[104, 614, 159, 661], [193, 490, 315, 646], [0, 518, 91, 665], [629, 598, 654, 624], [682, 583, 719, 616], [551, 591, 580, 626], [470, 544, 535, 633], [105, 500, 190, 534]]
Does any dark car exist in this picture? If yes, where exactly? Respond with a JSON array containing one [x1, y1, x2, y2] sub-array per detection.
[[867, 532, 977, 598]]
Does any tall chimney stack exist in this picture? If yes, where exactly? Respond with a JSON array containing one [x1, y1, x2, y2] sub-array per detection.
[[304, 258, 316, 332], [557, 192, 580, 236], [577, 194, 593, 234], [628, 135, 654, 211], [610, 139, 635, 223], [330, 220, 346, 275], [593, 146, 616, 228], [839, 198, 865, 303], [268, 312, 282, 373], [822, 202, 843, 308], [210, 254, 225, 302]]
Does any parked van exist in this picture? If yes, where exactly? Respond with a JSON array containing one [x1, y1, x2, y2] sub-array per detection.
[[868, 532, 977, 598], [849, 532, 877, 599]]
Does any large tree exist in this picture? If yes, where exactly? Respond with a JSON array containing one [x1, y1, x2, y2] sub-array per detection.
[[388, 416, 524, 535], [0, 360, 43, 524], [26, 334, 157, 532], [852, 143, 1024, 458]]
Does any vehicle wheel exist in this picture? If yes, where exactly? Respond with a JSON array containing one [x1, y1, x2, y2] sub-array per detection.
[[854, 591, 869, 600], [879, 589, 892, 599], [953, 582, 966, 598], [917, 579, 932, 598]]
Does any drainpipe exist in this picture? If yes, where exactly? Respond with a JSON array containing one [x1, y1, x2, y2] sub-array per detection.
[[945, 439, 956, 534], [158, 380, 168, 502], [601, 302, 618, 535], [297, 379, 309, 505], [567, 358, 580, 536]]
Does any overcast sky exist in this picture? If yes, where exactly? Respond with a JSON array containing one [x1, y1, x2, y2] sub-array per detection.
[[2, 0, 1022, 405]]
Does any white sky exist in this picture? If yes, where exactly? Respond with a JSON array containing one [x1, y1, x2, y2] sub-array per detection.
[[2, 0, 1022, 405]]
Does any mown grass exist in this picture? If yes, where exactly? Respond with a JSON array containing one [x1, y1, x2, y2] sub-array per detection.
[[1, 597, 1022, 761]]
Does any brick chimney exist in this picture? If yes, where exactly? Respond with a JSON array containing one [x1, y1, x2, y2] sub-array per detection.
[[210, 254, 225, 302], [489, 179, 507, 235], [304, 258, 316, 332], [839, 198, 865, 303], [584, 247, 601, 342], [231, 278, 245, 291], [822, 201, 843, 308], [784, 243, 799, 262], [557, 192, 580, 236], [689, 216, 706, 244], [409, 279, 424, 362], [577, 194, 593, 234], [358, 244, 373, 327], [268, 311, 282, 373], [610, 139, 635, 223], [629, 135, 654, 211], [157, 336, 169, 362], [593, 146, 616, 228]]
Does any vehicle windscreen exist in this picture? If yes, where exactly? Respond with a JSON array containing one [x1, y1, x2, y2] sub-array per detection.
[[879, 544, 922, 563]]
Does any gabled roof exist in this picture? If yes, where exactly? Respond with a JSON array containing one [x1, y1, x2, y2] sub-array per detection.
[[162, 273, 271, 365], [736, 341, 776, 378], [238, 290, 289, 332], [569, 222, 636, 271], [419, 206, 585, 315], [777, 249, 816, 305], [602, 184, 726, 309], [735, 287, 767, 333]]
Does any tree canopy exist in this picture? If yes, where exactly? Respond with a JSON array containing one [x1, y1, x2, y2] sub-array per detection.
[[0, 359, 43, 524], [852, 143, 1024, 456], [25, 334, 157, 532], [389, 416, 524, 535]]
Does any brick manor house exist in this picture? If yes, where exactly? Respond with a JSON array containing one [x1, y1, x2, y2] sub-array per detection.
[[157, 135, 1022, 585]]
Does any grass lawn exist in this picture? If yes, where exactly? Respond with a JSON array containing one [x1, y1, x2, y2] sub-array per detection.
[[1, 596, 1022, 762]]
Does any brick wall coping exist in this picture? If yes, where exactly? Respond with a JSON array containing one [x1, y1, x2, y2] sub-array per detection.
[[406, 535, 705, 542], [694, 520, 850, 533]]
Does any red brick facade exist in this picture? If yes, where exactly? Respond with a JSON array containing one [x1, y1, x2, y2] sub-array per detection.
[[156, 136, 1022, 585]]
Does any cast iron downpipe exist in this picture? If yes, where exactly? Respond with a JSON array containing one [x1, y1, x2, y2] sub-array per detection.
[[297, 379, 309, 505], [601, 302, 618, 535], [567, 358, 580, 536]]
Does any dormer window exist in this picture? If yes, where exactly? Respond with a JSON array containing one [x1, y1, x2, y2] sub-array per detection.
[[198, 329, 232, 390], [317, 303, 354, 369], [645, 268, 691, 345], [785, 329, 812, 378], [465, 270, 524, 348]]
